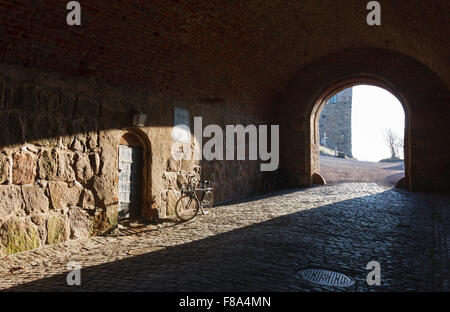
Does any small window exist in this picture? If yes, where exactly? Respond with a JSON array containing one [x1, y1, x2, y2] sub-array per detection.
[[329, 95, 337, 104]]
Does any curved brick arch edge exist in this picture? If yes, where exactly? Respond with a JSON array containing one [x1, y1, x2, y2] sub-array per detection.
[[274, 48, 449, 193], [310, 76, 410, 189]]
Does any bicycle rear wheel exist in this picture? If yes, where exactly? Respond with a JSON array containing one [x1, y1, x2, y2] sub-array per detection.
[[175, 195, 200, 221], [201, 191, 214, 214]]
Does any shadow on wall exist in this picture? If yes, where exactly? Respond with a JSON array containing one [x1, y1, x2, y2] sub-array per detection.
[[0, 77, 153, 148], [3, 188, 443, 292]]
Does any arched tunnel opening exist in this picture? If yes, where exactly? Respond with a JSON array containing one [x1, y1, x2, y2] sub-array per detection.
[[314, 84, 406, 187]]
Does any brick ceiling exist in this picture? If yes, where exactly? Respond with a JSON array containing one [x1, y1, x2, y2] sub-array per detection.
[[0, 0, 448, 104]]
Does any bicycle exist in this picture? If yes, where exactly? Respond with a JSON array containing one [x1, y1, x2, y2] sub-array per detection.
[[175, 175, 215, 221]]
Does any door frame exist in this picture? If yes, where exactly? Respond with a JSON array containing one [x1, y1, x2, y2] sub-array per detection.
[[118, 128, 152, 220]]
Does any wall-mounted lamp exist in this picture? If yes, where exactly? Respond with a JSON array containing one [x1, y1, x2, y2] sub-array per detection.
[[132, 112, 147, 127]]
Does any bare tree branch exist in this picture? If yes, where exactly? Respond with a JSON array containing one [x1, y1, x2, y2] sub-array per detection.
[[383, 128, 403, 159]]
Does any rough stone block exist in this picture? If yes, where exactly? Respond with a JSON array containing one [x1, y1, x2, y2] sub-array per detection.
[[91, 152, 101, 175], [68, 207, 92, 239], [61, 134, 74, 149], [71, 136, 86, 152], [86, 131, 98, 150], [82, 189, 96, 210], [38, 149, 58, 180], [105, 205, 118, 227], [48, 181, 82, 210], [30, 214, 47, 226], [167, 157, 181, 172], [46, 214, 67, 245], [75, 153, 94, 183], [91, 208, 107, 233], [92, 175, 115, 207], [12, 151, 37, 185], [181, 158, 194, 171], [162, 171, 178, 189], [0, 153, 11, 184], [177, 171, 190, 188], [0, 218, 40, 255], [22, 184, 49, 214], [56, 151, 76, 182], [166, 189, 180, 216], [0, 185, 23, 221]]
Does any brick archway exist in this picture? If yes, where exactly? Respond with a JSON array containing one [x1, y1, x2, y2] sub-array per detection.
[[310, 77, 409, 187], [275, 48, 449, 192]]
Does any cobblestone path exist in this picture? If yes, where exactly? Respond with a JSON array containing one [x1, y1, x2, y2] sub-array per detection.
[[0, 183, 448, 291]]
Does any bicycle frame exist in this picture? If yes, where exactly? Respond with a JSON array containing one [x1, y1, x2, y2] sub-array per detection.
[[179, 172, 213, 211]]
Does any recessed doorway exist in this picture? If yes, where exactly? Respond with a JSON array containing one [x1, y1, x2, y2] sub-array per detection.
[[118, 133, 145, 220]]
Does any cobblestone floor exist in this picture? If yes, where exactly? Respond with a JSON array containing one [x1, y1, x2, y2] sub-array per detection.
[[0, 183, 448, 292]]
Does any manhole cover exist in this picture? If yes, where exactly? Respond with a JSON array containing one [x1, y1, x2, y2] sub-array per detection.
[[297, 268, 355, 287]]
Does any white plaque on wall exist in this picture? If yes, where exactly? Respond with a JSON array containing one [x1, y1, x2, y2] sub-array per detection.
[[172, 107, 191, 143]]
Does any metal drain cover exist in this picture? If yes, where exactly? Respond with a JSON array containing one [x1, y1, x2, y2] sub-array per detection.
[[297, 268, 355, 287]]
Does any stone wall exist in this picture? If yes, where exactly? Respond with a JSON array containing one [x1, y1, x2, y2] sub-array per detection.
[[318, 88, 352, 157], [0, 80, 118, 256], [0, 66, 266, 256]]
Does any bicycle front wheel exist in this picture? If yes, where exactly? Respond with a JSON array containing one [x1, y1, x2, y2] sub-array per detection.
[[175, 195, 200, 221], [201, 191, 214, 213]]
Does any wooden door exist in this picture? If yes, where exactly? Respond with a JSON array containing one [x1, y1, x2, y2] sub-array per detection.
[[118, 145, 143, 219]]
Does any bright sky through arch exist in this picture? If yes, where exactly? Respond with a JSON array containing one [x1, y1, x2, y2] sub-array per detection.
[[352, 85, 405, 162]]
